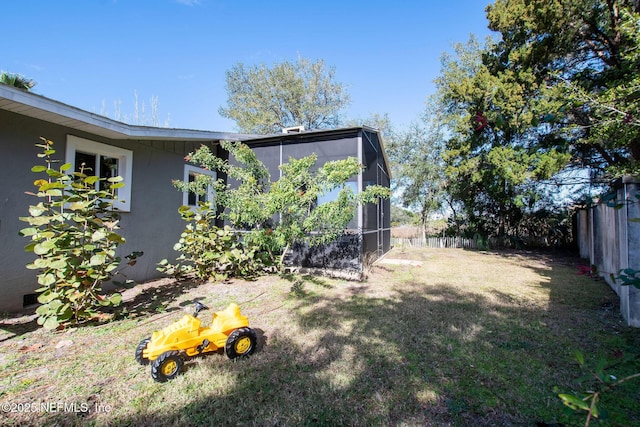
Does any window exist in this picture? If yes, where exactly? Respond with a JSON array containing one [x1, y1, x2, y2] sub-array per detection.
[[183, 164, 216, 208], [65, 135, 133, 211]]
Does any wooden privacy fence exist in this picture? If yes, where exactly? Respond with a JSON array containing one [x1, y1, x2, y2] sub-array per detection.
[[576, 176, 640, 327], [391, 236, 479, 249]]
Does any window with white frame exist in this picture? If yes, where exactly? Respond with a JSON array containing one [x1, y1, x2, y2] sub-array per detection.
[[183, 164, 216, 208], [65, 135, 133, 212]]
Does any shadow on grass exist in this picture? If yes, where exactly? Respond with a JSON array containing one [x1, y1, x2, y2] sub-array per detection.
[[280, 273, 333, 298], [121, 279, 202, 318], [42, 251, 640, 427], [0, 315, 39, 343], [0, 278, 202, 342]]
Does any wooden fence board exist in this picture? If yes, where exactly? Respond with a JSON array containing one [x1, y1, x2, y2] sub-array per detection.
[[391, 237, 478, 249]]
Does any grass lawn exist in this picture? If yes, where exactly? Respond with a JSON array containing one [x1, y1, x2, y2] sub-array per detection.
[[1, 248, 639, 426]]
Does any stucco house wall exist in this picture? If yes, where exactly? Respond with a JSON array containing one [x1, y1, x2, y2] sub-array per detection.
[[0, 109, 226, 311], [0, 85, 251, 312]]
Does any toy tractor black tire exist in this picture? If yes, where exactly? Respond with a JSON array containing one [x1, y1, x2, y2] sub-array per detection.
[[225, 327, 257, 359], [135, 337, 151, 365], [151, 350, 184, 382]]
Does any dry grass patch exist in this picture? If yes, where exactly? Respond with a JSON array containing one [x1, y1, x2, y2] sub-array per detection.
[[1, 248, 639, 426]]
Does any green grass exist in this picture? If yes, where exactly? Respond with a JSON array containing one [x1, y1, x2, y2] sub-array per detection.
[[0, 248, 639, 426]]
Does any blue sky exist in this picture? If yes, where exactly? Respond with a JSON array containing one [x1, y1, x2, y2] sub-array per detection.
[[2, 0, 494, 132]]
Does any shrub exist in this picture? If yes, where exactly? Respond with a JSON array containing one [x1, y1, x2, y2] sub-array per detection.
[[158, 203, 265, 281], [20, 137, 140, 329]]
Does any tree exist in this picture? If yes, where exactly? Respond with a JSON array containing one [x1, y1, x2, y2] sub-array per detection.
[[345, 113, 394, 140], [485, 0, 640, 178], [171, 141, 389, 272], [433, 1, 640, 241], [434, 36, 571, 240], [384, 108, 446, 239], [0, 71, 36, 90], [390, 205, 420, 227], [347, 111, 446, 237], [219, 57, 350, 134]]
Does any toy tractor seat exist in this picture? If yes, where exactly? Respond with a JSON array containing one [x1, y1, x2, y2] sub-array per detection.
[[210, 302, 249, 333]]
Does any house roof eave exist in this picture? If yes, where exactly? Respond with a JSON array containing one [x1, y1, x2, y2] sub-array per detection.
[[0, 85, 256, 142]]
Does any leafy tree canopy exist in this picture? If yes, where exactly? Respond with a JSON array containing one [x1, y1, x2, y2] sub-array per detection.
[[219, 57, 350, 134], [390, 205, 420, 227], [485, 0, 640, 178], [386, 108, 446, 235], [431, 1, 640, 241], [435, 35, 572, 239]]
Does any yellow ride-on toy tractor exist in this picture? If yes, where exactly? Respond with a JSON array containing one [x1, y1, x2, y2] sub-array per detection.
[[135, 301, 257, 382]]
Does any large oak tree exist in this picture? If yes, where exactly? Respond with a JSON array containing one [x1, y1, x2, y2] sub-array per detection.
[[436, 37, 570, 239], [434, 1, 640, 239], [219, 57, 350, 134], [485, 0, 640, 176]]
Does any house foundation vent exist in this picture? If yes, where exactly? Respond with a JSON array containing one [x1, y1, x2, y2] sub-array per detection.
[[23, 293, 38, 308]]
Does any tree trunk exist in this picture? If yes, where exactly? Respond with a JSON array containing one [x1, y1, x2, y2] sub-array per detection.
[[279, 243, 290, 272]]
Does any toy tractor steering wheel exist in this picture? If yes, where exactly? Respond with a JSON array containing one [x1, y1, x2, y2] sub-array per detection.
[[193, 301, 209, 317]]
